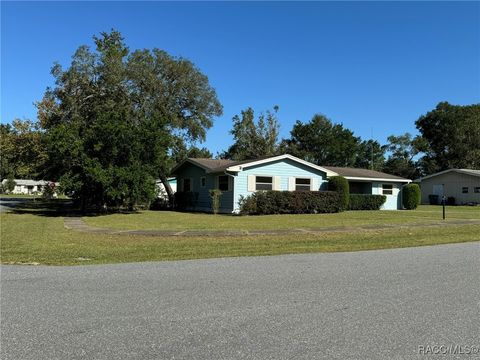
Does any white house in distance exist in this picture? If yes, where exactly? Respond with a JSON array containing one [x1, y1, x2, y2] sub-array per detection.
[[415, 169, 480, 205], [1, 179, 58, 195]]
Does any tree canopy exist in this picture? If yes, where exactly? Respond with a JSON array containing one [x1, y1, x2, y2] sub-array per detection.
[[37, 30, 222, 209], [415, 102, 480, 172], [0, 119, 47, 180], [281, 114, 360, 167], [222, 106, 280, 160]]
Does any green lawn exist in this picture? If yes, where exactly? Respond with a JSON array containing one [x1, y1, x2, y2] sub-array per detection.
[[84, 205, 480, 231], [1, 202, 479, 265]]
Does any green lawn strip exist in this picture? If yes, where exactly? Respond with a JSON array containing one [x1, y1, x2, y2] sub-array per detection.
[[1, 212, 479, 265], [84, 205, 480, 232]]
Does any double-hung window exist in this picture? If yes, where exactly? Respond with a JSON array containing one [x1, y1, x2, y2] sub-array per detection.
[[218, 176, 229, 191], [255, 176, 273, 191], [295, 178, 311, 191], [382, 184, 393, 195], [462, 187, 469, 194]]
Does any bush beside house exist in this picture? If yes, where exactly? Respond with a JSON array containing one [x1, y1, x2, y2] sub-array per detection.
[[349, 194, 387, 210], [327, 176, 349, 211], [402, 183, 421, 210], [239, 191, 341, 215]]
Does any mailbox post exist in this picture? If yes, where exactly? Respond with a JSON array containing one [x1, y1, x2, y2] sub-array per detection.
[[442, 195, 446, 220]]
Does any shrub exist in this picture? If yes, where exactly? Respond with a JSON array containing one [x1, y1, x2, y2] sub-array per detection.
[[42, 182, 56, 200], [4, 177, 16, 193], [428, 194, 439, 205], [349, 194, 387, 210], [209, 189, 222, 215], [402, 183, 421, 210], [328, 176, 349, 211], [174, 191, 199, 210], [239, 190, 341, 215]]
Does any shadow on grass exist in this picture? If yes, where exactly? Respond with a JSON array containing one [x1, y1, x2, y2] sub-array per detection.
[[4, 198, 144, 218]]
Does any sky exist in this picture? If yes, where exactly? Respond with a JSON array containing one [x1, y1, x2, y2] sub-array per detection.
[[2, 1, 479, 155]]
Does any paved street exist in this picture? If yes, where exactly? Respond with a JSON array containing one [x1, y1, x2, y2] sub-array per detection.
[[1, 242, 479, 360]]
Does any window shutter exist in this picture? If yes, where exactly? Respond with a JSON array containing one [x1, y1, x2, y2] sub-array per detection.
[[189, 178, 193, 191], [215, 176, 219, 189], [288, 177, 295, 191], [247, 175, 255, 192], [228, 176, 233, 191], [273, 176, 281, 191]]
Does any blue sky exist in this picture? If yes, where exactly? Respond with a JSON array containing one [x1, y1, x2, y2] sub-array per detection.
[[2, 1, 479, 155]]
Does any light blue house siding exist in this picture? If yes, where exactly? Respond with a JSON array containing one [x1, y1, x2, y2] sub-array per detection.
[[174, 156, 407, 212], [174, 165, 234, 213], [371, 181, 403, 210], [232, 159, 329, 213]]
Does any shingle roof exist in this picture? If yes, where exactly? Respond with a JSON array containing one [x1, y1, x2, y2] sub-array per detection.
[[1, 179, 52, 186], [323, 166, 410, 181]]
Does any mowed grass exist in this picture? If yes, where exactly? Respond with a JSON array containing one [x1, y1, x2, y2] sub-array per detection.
[[1, 201, 479, 265], [84, 205, 480, 231]]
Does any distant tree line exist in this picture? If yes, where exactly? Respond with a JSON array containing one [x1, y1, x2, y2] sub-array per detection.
[[1, 30, 479, 210], [221, 102, 480, 180]]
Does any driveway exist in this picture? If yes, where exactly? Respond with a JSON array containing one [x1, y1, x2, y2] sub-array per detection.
[[1, 242, 479, 360]]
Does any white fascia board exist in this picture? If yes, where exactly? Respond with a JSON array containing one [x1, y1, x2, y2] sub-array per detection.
[[418, 169, 480, 181], [226, 154, 338, 176], [343, 176, 411, 183]]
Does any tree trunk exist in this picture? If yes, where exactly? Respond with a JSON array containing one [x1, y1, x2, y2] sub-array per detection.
[[159, 173, 174, 206]]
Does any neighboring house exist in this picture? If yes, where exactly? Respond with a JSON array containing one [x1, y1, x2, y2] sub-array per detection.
[[171, 154, 410, 213], [415, 169, 480, 205], [1, 179, 59, 195]]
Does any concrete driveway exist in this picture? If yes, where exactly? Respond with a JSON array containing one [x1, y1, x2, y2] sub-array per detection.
[[1, 242, 479, 360]]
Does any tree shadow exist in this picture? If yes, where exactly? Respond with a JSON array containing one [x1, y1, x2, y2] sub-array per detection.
[[3, 198, 143, 218]]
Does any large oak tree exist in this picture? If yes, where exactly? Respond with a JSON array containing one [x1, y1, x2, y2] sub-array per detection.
[[37, 30, 222, 209]]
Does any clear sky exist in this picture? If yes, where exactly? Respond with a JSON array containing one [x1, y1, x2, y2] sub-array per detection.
[[2, 1, 479, 155]]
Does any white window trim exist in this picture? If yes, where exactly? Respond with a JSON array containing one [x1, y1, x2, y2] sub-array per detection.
[[255, 175, 274, 191]]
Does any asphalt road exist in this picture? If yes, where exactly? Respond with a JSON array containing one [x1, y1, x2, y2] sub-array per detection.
[[1, 243, 479, 360]]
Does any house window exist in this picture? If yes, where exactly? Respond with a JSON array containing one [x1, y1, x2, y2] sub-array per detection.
[[295, 178, 311, 191], [183, 178, 192, 192], [382, 184, 393, 195], [256, 176, 273, 191], [474, 187, 480, 193], [462, 187, 469, 194], [218, 176, 229, 191], [200, 177, 206, 188]]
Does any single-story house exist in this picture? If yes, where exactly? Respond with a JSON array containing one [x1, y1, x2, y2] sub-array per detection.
[[415, 169, 480, 205], [1, 179, 59, 195], [171, 154, 411, 213]]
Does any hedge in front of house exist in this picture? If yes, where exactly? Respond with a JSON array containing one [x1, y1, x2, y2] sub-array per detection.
[[238, 190, 341, 215], [402, 183, 421, 210], [348, 194, 387, 210], [328, 176, 350, 211]]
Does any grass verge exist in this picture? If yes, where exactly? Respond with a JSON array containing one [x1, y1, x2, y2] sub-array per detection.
[[1, 206, 479, 265]]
